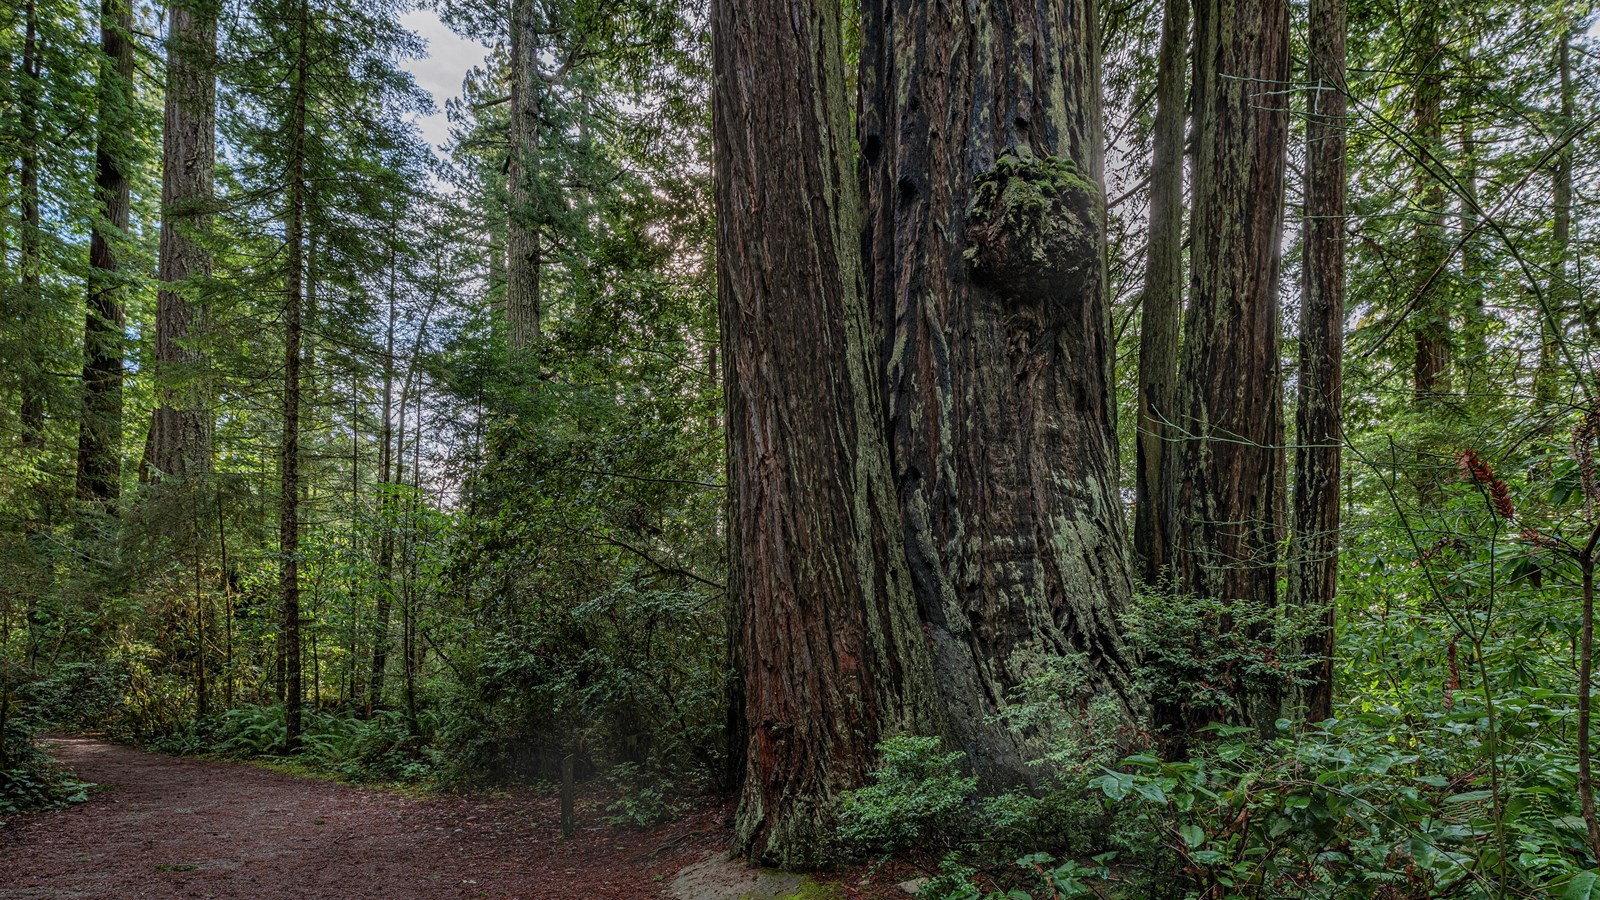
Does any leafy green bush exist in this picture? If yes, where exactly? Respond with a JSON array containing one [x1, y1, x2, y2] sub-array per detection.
[[602, 761, 689, 828], [838, 736, 977, 859], [1, 722, 92, 822], [210, 704, 442, 784]]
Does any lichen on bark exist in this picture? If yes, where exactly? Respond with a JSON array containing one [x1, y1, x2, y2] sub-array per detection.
[[964, 148, 1099, 299]]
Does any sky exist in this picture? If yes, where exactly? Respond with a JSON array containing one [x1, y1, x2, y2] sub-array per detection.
[[399, 10, 490, 154]]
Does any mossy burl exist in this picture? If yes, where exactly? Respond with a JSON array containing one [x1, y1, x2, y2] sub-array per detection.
[[964, 146, 1099, 299]]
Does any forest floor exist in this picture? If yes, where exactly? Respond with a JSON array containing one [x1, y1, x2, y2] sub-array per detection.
[[0, 737, 905, 899]]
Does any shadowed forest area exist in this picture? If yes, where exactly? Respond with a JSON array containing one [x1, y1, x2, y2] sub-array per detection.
[[2, 0, 1600, 895]]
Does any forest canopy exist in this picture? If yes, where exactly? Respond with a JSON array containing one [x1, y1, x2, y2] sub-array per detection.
[[2, 0, 1600, 895]]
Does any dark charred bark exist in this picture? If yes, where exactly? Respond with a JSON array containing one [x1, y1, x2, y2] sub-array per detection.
[[860, 0, 1140, 787], [1287, 0, 1346, 724], [505, 0, 540, 354], [76, 0, 135, 504], [1168, 0, 1291, 735], [1134, 0, 1188, 587], [713, 0, 940, 868], [147, 0, 217, 481]]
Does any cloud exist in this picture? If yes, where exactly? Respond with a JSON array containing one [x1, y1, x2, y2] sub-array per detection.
[[400, 10, 489, 153]]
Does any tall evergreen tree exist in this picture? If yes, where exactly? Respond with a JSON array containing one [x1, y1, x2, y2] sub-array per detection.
[[1168, 0, 1291, 734], [146, 0, 218, 481], [1133, 0, 1188, 588], [1287, 0, 1348, 723], [713, 0, 940, 867], [860, 0, 1140, 788], [76, 0, 136, 504]]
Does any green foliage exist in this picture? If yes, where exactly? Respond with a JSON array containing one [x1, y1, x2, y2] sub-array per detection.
[[0, 739, 91, 822], [207, 704, 442, 784], [602, 762, 690, 828], [1125, 590, 1314, 728], [838, 737, 978, 859]]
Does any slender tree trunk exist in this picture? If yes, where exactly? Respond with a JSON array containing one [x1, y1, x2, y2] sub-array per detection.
[[860, 0, 1140, 788], [1411, 7, 1448, 406], [18, 0, 44, 451], [1134, 0, 1188, 588], [218, 491, 234, 707], [76, 0, 136, 505], [1168, 0, 1291, 735], [278, 0, 310, 752], [195, 542, 208, 720], [401, 396, 421, 736], [1536, 29, 1572, 417], [1287, 0, 1347, 724], [1581, 541, 1600, 864], [147, 0, 217, 480], [1458, 123, 1487, 376], [505, 0, 541, 354], [369, 254, 398, 714], [713, 0, 941, 867]]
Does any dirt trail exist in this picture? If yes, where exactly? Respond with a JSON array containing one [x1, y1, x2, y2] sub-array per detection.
[[0, 737, 726, 899]]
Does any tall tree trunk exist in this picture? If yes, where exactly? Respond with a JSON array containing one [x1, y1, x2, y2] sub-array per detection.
[[1410, 6, 1448, 406], [1458, 123, 1487, 377], [1134, 0, 1189, 587], [18, 0, 44, 451], [505, 0, 541, 354], [1168, 0, 1291, 735], [279, 0, 310, 752], [860, 0, 1139, 788], [1287, 0, 1346, 724], [1536, 28, 1572, 417], [76, 0, 136, 504], [147, 0, 217, 480], [369, 252, 398, 714], [712, 0, 940, 868]]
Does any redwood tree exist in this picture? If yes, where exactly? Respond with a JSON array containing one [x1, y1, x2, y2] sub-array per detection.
[[1170, 0, 1291, 732], [76, 0, 135, 503], [712, 0, 940, 867], [147, 0, 217, 481], [505, 0, 540, 354], [1133, 0, 1188, 587], [860, 0, 1139, 786], [1287, 0, 1347, 723], [278, 0, 310, 751]]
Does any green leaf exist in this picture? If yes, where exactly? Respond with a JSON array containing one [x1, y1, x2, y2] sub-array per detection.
[[1562, 870, 1600, 900], [1179, 824, 1205, 848]]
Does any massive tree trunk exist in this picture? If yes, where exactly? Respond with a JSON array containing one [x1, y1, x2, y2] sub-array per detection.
[[1410, 5, 1448, 407], [147, 0, 217, 481], [712, 0, 940, 868], [1168, 0, 1290, 734], [1134, 0, 1188, 587], [860, 0, 1139, 788], [1287, 0, 1346, 724], [505, 0, 540, 354], [279, 0, 310, 752], [18, 0, 44, 451], [77, 0, 136, 504]]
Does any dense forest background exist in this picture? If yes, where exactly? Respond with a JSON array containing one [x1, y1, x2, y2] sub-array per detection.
[[2, 0, 1600, 895]]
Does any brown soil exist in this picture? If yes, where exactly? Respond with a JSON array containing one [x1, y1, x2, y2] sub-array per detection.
[[0, 736, 734, 899]]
